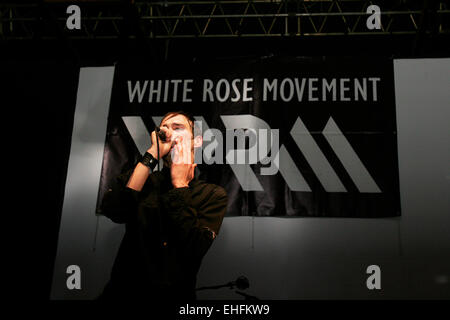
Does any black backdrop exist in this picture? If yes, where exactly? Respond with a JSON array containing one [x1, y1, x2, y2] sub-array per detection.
[[4, 59, 79, 300]]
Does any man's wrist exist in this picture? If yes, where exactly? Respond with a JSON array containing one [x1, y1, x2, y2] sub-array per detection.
[[147, 147, 159, 160], [140, 151, 158, 170]]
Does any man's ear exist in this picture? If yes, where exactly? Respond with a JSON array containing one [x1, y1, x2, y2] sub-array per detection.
[[193, 135, 203, 148]]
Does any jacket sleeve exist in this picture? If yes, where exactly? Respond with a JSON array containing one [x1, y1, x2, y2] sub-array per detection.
[[160, 185, 228, 259], [99, 169, 141, 224]]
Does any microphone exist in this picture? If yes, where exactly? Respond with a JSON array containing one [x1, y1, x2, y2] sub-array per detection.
[[155, 127, 167, 142], [232, 276, 250, 290]]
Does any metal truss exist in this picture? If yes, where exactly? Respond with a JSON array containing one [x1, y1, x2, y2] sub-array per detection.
[[0, 0, 449, 40]]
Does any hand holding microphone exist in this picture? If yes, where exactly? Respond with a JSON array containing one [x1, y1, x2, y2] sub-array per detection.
[[147, 126, 173, 160]]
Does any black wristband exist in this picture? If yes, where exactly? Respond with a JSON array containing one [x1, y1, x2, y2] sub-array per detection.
[[140, 152, 158, 170]]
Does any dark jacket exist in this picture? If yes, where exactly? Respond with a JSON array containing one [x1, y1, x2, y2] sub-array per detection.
[[98, 166, 228, 301]]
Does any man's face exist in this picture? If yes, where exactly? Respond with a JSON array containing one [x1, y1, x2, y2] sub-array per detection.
[[160, 114, 194, 165]]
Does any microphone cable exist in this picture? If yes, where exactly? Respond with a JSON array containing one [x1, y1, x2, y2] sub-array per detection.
[[155, 126, 161, 172], [155, 126, 171, 286]]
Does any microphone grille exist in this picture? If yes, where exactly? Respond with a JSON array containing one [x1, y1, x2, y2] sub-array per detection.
[[158, 130, 167, 141]]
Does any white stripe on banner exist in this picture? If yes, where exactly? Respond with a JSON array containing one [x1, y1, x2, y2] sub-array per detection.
[[220, 115, 266, 191], [122, 116, 164, 169], [277, 145, 312, 192], [122, 116, 149, 155], [152, 116, 163, 128], [322, 117, 381, 193], [290, 117, 347, 192]]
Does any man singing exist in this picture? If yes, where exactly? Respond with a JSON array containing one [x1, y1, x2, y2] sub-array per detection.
[[98, 111, 228, 301]]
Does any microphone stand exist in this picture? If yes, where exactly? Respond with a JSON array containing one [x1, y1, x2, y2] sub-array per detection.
[[196, 276, 259, 300], [235, 291, 260, 300], [155, 126, 161, 172], [196, 276, 249, 291], [196, 282, 237, 291]]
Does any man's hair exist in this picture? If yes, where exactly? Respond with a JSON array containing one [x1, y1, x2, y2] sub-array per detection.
[[160, 110, 201, 137]]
